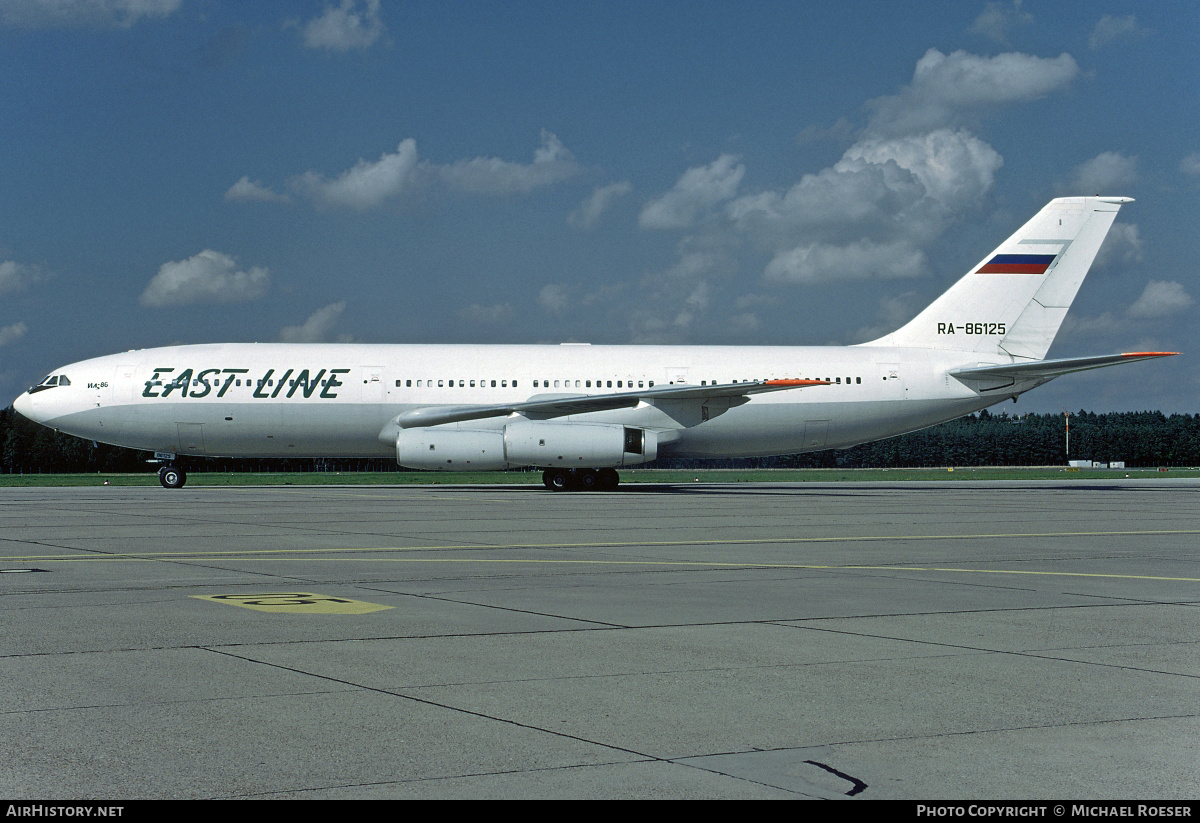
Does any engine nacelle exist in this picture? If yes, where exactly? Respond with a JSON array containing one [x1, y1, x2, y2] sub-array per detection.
[[503, 421, 657, 468], [395, 422, 658, 471], [395, 428, 507, 471]]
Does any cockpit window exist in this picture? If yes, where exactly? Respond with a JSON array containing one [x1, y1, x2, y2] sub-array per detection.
[[30, 374, 70, 393]]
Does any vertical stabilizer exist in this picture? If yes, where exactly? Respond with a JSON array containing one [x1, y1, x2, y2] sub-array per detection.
[[865, 196, 1129, 360]]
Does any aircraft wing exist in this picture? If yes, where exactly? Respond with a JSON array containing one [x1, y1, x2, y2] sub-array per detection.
[[951, 351, 1177, 388], [394, 378, 829, 429]]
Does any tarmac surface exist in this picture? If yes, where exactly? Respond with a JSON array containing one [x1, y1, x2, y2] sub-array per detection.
[[1, 479, 1198, 799]]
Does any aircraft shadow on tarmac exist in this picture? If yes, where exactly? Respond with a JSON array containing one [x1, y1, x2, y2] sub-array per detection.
[[409, 481, 1135, 496]]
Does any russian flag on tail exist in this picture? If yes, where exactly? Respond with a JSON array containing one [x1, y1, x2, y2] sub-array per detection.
[[977, 254, 1057, 274]]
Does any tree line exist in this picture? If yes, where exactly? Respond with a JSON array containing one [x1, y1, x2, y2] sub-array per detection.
[[2, 405, 1197, 474]]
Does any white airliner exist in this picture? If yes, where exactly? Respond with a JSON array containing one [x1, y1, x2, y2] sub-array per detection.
[[13, 196, 1175, 490]]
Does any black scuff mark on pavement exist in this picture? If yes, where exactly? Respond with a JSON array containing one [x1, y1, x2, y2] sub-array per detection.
[[804, 759, 867, 796]]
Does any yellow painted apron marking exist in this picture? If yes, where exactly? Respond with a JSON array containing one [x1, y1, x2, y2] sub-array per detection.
[[192, 592, 392, 614]]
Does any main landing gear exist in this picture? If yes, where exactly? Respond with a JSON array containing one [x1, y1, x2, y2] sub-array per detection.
[[541, 467, 620, 492], [158, 465, 187, 489]]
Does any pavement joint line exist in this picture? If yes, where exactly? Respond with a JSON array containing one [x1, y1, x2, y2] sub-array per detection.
[[202, 645, 668, 766], [671, 711, 1200, 760], [4, 556, 1198, 583], [6, 526, 1200, 562], [792, 623, 1200, 680]]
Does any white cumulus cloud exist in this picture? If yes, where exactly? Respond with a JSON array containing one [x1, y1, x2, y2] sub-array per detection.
[[852, 291, 924, 343], [866, 48, 1079, 137], [569, 181, 632, 229], [1093, 222, 1143, 269], [843, 129, 1003, 218], [290, 138, 420, 210], [729, 129, 1002, 252], [970, 1, 1033, 45], [537, 283, 570, 315], [0, 260, 47, 294], [438, 131, 581, 195], [627, 240, 737, 343], [140, 250, 270, 308], [269, 133, 579, 211], [225, 176, 290, 203], [1089, 14, 1147, 50], [0, 0, 180, 29], [640, 154, 745, 230], [1127, 280, 1194, 319], [0, 321, 28, 347], [765, 239, 927, 285], [279, 302, 347, 343], [1065, 151, 1138, 195], [302, 0, 385, 52]]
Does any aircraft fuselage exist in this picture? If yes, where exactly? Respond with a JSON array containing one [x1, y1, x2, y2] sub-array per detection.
[[15, 342, 1003, 461]]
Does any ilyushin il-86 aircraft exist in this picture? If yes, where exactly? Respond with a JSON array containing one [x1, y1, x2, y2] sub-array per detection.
[[13, 196, 1176, 490]]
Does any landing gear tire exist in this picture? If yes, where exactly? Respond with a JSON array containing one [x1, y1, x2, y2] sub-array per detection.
[[542, 467, 617, 491], [158, 465, 186, 489]]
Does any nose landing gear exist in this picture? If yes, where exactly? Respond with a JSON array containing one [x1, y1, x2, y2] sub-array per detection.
[[158, 465, 187, 488]]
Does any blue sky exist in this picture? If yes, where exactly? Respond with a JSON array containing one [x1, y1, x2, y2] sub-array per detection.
[[1, 0, 1197, 413]]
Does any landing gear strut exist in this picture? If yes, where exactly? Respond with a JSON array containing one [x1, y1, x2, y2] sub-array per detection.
[[542, 467, 620, 492], [158, 465, 187, 489]]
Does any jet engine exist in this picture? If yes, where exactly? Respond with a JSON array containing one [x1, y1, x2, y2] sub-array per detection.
[[395, 429, 508, 470], [503, 421, 657, 468], [395, 421, 657, 471]]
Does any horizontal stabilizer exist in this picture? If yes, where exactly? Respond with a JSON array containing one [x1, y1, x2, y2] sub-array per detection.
[[951, 352, 1177, 389], [393, 378, 828, 429]]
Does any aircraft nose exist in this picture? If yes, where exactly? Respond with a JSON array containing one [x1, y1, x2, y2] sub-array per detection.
[[12, 388, 43, 424], [13, 390, 31, 418]]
